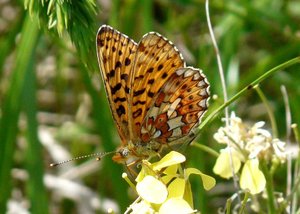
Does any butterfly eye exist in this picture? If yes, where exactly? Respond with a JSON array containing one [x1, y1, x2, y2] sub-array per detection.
[[120, 148, 130, 157]]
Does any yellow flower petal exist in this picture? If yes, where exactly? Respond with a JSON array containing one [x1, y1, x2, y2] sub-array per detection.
[[136, 176, 168, 204], [135, 167, 146, 183], [168, 178, 185, 198], [213, 149, 241, 179], [240, 158, 266, 194], [136, 160, 155, 183], [161, 174, 176, 184], [159, 198, 195, 214], [183, 180, 193, 208], [152, 151, 186, 171], [185, 168, 216, 190], [163, 164, 178, 175]]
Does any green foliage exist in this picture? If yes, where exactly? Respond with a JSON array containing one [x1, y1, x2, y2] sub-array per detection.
[[0, 15, 45, 213], [25, 0, 98, 69]]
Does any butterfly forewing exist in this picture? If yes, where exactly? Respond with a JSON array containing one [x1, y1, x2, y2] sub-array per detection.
[[129, 33, 185, 139], [96, 25, 138, 142], [140, 67, 210, 145]]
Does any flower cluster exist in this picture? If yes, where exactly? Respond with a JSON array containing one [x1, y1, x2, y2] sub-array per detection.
[[125, 151, 216, 214], [213, 112, 287, 194]]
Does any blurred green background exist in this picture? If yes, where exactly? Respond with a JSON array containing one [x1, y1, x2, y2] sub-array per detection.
[[0, 0, 299, 213]]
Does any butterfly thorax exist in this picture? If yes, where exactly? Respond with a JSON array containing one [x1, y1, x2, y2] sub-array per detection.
[[112, 139, 162, 164]]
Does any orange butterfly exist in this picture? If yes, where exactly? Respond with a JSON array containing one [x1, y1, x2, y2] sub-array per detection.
[[96, 25, 210, 165]]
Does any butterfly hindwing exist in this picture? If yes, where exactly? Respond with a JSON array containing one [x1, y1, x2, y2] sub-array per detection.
[[140, 67, 210, 145]]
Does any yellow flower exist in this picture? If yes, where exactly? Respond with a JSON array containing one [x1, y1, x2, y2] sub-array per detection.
[[125, 151, 216, 213], [213, 148, 242, 179], [159, 198, 195, 214], [136, 176, 168, 204], [240, 158, 266, 194]]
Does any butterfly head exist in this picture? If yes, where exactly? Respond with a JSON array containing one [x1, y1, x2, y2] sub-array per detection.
[[112, 147, 132, 163], [112, 140, 162, 164]]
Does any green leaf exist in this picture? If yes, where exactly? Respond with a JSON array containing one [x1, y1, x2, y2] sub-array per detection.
[[0, 14, 41, 212]]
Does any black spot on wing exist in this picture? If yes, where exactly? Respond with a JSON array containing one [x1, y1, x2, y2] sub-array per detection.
[[121, 73, 129, 81], [133, 109, 142, 118], [125, 86, 130, 94], [162, 72, 168, 79], [147, 91, 154, 98], [116, 105, 126, 117], [133, 88, 145, 97], [147, 67, 154, 73], [148, 79, 154, 84], [109, 69, 115, 78], [97, 39, 104, 46], [125, 58, 131, 66], [111, 83, 122, 94], [157, 64, 163, 71], [115, 61, 122, 69], [114, 97, 127, 102], [133, 100, 146, 105], [135, 75, 144, 80]]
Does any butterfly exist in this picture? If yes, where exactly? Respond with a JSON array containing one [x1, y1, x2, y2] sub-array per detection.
[[96, 25, 210, 165]]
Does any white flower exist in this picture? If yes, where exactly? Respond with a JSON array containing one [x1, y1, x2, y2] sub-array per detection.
[[213, 112, 287, 195], [214, 112, 287, 162], [246, 135, 270, 159], [271, 138, 286, 162]]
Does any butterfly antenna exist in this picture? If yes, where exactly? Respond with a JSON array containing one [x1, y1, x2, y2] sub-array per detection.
[[50, 151, 116, 167]]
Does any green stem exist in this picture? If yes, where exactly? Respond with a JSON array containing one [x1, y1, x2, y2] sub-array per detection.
[[190, 142, 219, 158], [225, 198, 232, 214], [292, 124, 300, 148], [278, 176, 300, 213], [291, 124, 299, 214], [239, 191, 250, 214], [197, 57, 300, 132], [255, 86, 278, 138], [260, 160, 276, 214]]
